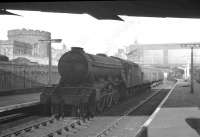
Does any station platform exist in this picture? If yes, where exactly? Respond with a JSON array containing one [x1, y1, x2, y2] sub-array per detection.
[[0, 93, 40, 113], [152, 80, 175, 90], [146, 80, 200, 137]]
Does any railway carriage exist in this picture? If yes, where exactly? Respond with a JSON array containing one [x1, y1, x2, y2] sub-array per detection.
[[142, 67, 164, 83], [40, 47, 163, 118]]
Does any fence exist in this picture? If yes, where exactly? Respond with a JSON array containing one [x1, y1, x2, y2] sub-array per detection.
[[0, 61, 60, 91]]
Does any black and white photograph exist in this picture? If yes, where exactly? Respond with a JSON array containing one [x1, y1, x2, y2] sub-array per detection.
[[0, 1, 200, 137]]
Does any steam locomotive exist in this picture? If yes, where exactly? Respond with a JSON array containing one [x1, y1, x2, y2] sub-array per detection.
[[40, 47, 163, 118]]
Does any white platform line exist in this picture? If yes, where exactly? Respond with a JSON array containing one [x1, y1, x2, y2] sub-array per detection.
[[135, 82, 178, 137], [144, 82, 177, 126], [0, 100, 40, 113]]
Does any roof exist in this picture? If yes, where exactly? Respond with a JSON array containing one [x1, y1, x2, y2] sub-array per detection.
[[1, 1, 200, 20]]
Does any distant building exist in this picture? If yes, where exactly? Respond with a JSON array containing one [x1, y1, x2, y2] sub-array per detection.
[[52, 44, 68, 62], [8, 28, 51, 57], [0, 40, 32, 59], [127, 43, 200, 66], [0, 29, 68, 65], [114, 48, 127, 59], [126, 44, 143, 64]]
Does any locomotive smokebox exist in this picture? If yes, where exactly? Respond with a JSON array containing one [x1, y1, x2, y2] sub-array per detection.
[[58, 47, 89, 85]]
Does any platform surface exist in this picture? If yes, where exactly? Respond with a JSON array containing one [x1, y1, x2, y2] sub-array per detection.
[[152, 80, 175, 90], [0, 93, 40, 112], [148, 80, 200, 137]]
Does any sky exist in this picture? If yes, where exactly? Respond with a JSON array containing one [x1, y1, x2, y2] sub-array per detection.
[[1, 10, 200, 55]]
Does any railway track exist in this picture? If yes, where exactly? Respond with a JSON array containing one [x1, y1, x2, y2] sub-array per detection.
[[0, 83, 171, 137], [0, 116, 93, 137], [0, 113, 30, 124], [0, 101, 41, 125], [94, 90, 165, 137], [0, 103, 92, 137]]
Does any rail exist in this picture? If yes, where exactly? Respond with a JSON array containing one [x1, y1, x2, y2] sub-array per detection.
[[135, 82, 178, 137], [0, 101, 40, 113], [0, 116, 92, 137], [95, 90, 161, 137]]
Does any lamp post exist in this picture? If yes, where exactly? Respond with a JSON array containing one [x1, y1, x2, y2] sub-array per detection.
[[38, 39, 62, 86], [181, 43, 200, 94]]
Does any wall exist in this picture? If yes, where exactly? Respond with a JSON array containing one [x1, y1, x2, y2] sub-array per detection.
[[0, 40, 14, 57], [0, 40, 33, 59], [0, 61, 60, 91]]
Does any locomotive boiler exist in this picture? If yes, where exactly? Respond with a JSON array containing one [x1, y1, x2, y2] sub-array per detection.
[[40, 47, 163, 118]]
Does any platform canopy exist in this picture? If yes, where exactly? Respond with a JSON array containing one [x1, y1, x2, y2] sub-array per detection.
[[1, 0, 200, 20]]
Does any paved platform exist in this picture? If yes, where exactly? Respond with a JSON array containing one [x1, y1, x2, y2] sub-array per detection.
[[105, 116, 148, 137], [152, 80, 175, 90], [0, 93, 40, 112], [147, 81, 200, 137]]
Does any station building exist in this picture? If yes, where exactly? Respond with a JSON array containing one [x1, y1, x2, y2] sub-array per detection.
[[7, 28, 51, 57], [0, 40, 32, 59], [126, 43, 200, 66], [0, 29, 68, 65]]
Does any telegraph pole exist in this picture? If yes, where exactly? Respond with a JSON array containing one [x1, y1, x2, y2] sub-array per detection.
[[48, 41, 52, 86], [191, 47, 194, 93], [181, 43, 200, 94], [38, 39, 62, 86]]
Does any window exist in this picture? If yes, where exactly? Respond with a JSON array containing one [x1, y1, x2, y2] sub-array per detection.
[[33, 43, 39, 56]]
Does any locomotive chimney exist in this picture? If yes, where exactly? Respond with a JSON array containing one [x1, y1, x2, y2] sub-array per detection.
[[71, 47, 84, 53]]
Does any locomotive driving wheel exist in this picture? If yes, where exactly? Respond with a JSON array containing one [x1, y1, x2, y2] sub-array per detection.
[[110, 85, 120, 105], [106, 84, 113, 108], [96, 97, 106, 112], [106, 95, 113, 108], [112, 91, 120, 104]]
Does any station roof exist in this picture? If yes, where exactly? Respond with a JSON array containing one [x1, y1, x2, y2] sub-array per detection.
[[1, 0, 200, 20]]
